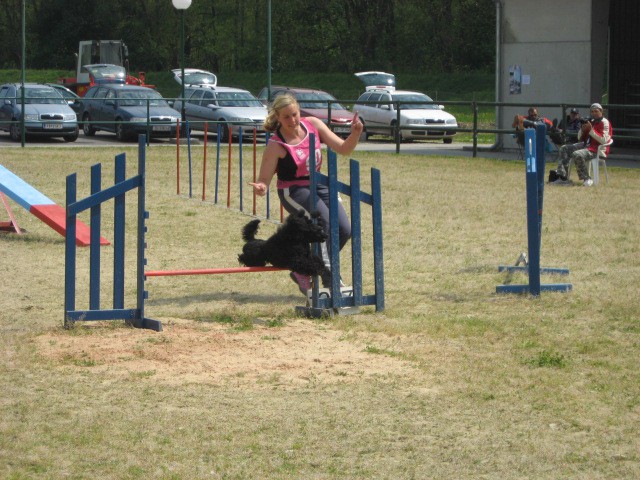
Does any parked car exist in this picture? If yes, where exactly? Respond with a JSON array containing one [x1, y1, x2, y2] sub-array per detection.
[[257, 86, 354, 137], [82, 64, 127, 85], [0, 83, 79, 142], [173, 84, 267, 142], [354, 71, 457, 143], [171, 68, 217, 87], [46, 83, 82, 117], [81, 84, 180, 141]]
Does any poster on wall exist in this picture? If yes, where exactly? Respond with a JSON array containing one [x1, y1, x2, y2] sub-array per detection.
[[509, 65, 522, 94]]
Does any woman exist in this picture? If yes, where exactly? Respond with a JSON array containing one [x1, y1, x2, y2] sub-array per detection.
[[249, 94, 363, 293]]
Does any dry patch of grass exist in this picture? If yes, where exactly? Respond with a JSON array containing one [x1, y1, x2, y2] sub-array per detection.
[[1, 144, 639, 478], [35, 318, 417, 388]]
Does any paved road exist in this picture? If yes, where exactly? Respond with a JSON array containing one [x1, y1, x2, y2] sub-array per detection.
[[1, 131, 637, 168]]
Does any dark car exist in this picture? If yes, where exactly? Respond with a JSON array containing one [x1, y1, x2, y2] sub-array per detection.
[[0, 83, 79, 142], [81, 84, 180, 141], [257, 86, 354, 137]]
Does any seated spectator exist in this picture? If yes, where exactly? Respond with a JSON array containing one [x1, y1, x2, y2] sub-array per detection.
[[550, 103, 613, 187], [565, 108, 582, 133], [554, 108, 582, 145], [512, 107, 562, 147]]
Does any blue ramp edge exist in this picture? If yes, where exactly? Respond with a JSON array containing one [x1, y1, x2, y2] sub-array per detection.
[[0, 164, 56, 211]]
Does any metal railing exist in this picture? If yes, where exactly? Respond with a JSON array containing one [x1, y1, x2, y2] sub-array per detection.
[[3, 95, 638, 157]]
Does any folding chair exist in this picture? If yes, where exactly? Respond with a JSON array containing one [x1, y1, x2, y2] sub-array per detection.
[[588, 138, 613, 184], [513, 131, 524, 160], [545, 136, 560, 164]]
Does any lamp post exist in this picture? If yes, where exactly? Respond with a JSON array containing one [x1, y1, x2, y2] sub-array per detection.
[[20, 0, 25, 147], [172, 0, 191, 131]]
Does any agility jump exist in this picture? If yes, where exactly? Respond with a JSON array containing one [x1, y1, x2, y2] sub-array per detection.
[[64, 135, 384, 330], [497, 124, 572, 295]]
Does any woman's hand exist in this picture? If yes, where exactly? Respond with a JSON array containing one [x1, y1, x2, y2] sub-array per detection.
[[350, 111, 364, 136], [249, 181, 268, 196]]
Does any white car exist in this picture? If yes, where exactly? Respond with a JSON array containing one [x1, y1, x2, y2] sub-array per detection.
[[354, 71, 457, 143], [173, 84, 267, 141], [171, 68, 217, 87]]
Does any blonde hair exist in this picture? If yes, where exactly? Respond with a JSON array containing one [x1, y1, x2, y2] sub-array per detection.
[[264, 94, 299, 132]]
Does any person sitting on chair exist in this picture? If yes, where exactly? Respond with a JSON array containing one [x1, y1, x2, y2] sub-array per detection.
[[560, 107, 583, 143], [566, 108, 582, 132], [550, 103, 612, 187], [513, 107, 562, 147]]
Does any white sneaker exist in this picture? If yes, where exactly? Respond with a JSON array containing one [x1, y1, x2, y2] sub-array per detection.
[[583, 179, 594, 187]]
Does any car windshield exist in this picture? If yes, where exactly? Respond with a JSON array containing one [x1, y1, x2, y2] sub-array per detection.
[[54, 88, 77, 100], [119, 90, 169, 107], [17, 87, 65, 104], [84, 65, 127, 81], [296, 92, 347, 110], [392, 93, 438, 109], [355, 72, 396, 88], [216, 92, 263, 107], [182, 71, 217, 86]]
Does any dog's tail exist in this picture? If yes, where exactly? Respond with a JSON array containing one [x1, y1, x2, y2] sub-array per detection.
[[242, 219, 261, 241]]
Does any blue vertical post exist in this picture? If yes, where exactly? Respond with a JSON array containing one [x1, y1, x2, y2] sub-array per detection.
[[187, 121, 193, 198], [327, 151, 341, 308], [215, 124, 221, 204], [89, 163, 102, 310], [239, 127, 244, 212], [371, 167, 384, 311], [535, 123, 546, 250], [524, 129, 541, 296], [349, 159, 363, 305], [265, 132, 271, 219], [308, 133, 319, 308], [113, 153, 126, 309], [136, 135, 160, 331], [64, 174, 77, 327]]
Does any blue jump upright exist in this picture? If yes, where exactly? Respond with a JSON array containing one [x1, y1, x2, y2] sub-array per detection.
[[64, 135, 160, 331], [497, 125, 572, 295], [297, 133, 385, 317]]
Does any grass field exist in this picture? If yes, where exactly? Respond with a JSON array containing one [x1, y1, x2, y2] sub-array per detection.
[[1, 142, 639, 479]]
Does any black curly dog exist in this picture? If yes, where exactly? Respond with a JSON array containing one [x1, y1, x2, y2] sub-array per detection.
[[238, 209, 329, 277]]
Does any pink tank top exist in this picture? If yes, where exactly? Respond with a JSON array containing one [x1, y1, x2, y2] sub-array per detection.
[[270, 118, 323, 189]]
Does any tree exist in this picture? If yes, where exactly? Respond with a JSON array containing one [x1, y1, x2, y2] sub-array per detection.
[[0, 0, 495, 74]]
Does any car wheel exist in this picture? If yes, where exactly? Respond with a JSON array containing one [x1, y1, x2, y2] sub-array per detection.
[[220, 121, 231, 143], [115, 121, 128, 141], [83, 114, 95, 136], [391, 121, 403, 143], [443, 137, 453, 144], [9, 121, 20, 141], [360, 119, 370, 140], [63, 127, 79, 142]]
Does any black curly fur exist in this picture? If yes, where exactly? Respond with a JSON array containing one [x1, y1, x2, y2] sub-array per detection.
[[238, 210, 329, 276]]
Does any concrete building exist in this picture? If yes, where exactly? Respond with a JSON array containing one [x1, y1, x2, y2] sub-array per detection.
[[496, 0, 638, 148]]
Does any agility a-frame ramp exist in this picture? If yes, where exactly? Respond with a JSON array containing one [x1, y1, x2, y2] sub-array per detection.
[[0, 164, 109, 246], [497, 125, 572, 295]]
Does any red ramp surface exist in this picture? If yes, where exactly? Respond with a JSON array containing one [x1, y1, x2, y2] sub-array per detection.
[[0, 164, 109, 247], [31, 204, 110, 247]]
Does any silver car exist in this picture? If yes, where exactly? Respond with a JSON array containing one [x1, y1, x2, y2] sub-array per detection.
[[0, 83, 79, 142], [173, 85, 267, 142], [354, 71, 458, 143]]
